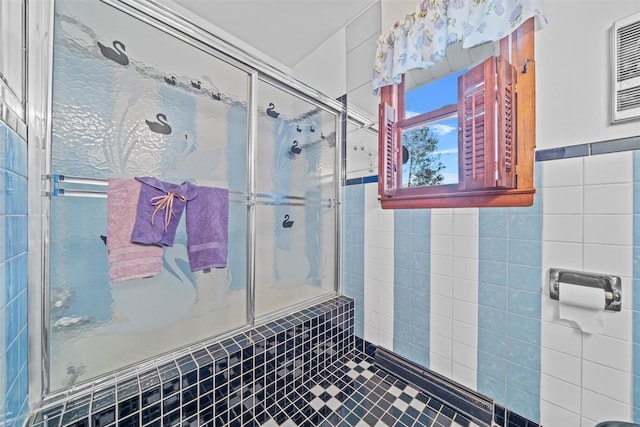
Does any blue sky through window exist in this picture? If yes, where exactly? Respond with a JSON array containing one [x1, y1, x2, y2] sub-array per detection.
[[403, 69, 466, 186]]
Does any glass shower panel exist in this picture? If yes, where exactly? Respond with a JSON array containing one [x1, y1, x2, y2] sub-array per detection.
[[255, 80, 337, 199], [48, 0, 250, 390], [254, 203, 336, 318], [254, 80, 337, 318]]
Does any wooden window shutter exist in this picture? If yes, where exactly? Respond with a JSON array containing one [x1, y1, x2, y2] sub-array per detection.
[[495, 55, 517, 189], [458, 55, 517, 191], [378, 102, 398, 197]]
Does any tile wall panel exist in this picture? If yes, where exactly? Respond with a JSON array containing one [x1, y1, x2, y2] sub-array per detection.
[[394, 208, 430, 369], [342, 184, 365, 337], [1, 122, 29, 427], [478, 189, 542, 423], [363, 183, 394, 349], [344, 151, 636, 426], [540, 152, 634, 427]]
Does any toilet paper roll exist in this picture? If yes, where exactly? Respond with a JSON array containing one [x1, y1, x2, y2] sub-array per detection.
[[558, 282, 605, 334]]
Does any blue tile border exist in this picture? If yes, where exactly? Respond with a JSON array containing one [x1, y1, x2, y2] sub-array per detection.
[[591, 135, 640, 155], [344, 175, 378, 186], [535, 135, 640, 162], [535, 144, 589, 162], [345, 177, 363, 186]]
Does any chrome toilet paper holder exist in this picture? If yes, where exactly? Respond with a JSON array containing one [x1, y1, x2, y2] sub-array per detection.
[[549, 268, 622, 311]]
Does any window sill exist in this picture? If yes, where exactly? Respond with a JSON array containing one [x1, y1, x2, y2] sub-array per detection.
[[379, 188, 535, 209]]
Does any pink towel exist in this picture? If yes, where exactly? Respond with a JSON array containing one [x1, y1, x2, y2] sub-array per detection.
[[107, 178, 163, 282]]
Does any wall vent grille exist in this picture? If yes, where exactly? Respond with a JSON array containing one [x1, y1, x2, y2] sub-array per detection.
[[612, 12, 640, 122]]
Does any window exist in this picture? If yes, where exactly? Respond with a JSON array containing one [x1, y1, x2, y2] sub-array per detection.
[[378, 18, 536, 209]]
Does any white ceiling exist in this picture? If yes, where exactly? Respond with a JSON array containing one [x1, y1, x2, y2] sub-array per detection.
[[171, 0, 377, 68]]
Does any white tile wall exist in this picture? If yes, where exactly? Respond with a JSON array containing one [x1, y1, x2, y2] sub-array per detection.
[[540, 400, 581, 427], [583, 215, 632, 245], [431, 274, 453, 298], [541, 241, 583, 272], [452, 257, 478, 282], [431, 313, 453, 337], [453, 211, 479, 237], [583, 244, 632, 278], [431, 254, 454, 276], [541, 347, 582, 385], [431, 332, 453, 359], [363, 183, 394, 348], [432, 235, 454, 255], [581, 389, 631, 425], [431, 294, 453, 318], [585, 304, 634, 338], [452, 279, 478, 304], [430, 209, 478, 390], [453, 236, 477, 259], [431, 210, 454, 379], [430, 353, 452, 378], [541, 373, 582, 414], [541, 320, 581, 357], [542, 157, 583, 188], [542, 186, 584, 215], [581, 360, 631, 403], [431, 210, 454, 234], [451, 362, 476, 389], [451, 341, 476, 369], [583, 184, 633, 215], [540, 151, 634, 426], [583, 151, 633, 185], [453, 319, 478, 346], [452, 300, 477, 326], [542, 215, 583, 243]]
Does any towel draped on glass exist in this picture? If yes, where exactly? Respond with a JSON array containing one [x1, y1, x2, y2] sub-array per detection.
[[106, 178, 163, 282], [129, 176, 229, 273]]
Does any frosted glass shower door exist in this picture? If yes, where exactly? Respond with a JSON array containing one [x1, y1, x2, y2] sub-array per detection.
[[254, 80, 338, 318], [47, 0, 251, 391]]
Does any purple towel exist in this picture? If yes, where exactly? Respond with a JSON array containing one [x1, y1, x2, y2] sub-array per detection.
[[186, 186, 229, 271], [131, 177, 198, 246], [106, 178, 163, 282]]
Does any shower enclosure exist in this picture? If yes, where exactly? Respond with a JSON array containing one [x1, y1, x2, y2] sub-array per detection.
[[36, 0, 342, 395]]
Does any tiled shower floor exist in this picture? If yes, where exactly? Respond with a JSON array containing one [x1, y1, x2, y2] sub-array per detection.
[[245, 348, 480, 427]]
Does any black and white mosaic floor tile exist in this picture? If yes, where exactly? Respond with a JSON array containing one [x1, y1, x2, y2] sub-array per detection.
[[251, 349, 482, 427]]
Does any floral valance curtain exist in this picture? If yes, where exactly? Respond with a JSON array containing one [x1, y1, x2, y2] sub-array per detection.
[[372, 0, 547, 95]]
